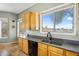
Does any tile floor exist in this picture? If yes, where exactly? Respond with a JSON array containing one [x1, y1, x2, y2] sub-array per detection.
[[0, 43, 26, 56]]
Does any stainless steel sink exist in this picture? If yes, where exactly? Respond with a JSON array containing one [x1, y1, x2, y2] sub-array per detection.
[[42, 38, 51, 43], [42, 38, 64, 46], [51, 38, 64, 45]]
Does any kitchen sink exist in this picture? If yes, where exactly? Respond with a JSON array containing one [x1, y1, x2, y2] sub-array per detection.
[[42, 38, 51, 43], [42, 38, 64, 46], [51, 38, 64, 45]]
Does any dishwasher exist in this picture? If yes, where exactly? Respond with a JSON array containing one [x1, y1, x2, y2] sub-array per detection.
[[28, 40, 38, 56]]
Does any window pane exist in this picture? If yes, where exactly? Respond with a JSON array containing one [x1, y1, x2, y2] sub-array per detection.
[[55, 8, 74, 33], [42, 13, 54, 32]]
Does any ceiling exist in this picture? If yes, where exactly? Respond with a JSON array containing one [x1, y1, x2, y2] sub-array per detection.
[[0, 3, 36, 14]]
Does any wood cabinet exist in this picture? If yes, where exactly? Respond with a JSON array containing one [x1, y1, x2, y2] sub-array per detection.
[[48, 51, 62, 56], [38, 47, 47, 56], [19, 12, 40, 31], [38, 43, 79, 56], [18, 38, 28, 55], [48, 46, 64, 56], [65, 50, 79, 56], [38, 43, 48, 56], [18, 38, 79, 56], [24, 12, 31, 30], [30, 12, 40, 31], [18, 38, 23, 50], [22, 39, 28, 55], [30, 12, 36, 30]]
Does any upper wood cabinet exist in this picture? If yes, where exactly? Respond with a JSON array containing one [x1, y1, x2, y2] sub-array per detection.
[[24, 12, 31, 30], [30, 12, 36, 31], [30, 12, 40, 31], [19, 12, 40, 31]]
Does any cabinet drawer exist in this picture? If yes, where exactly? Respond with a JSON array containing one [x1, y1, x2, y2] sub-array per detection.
[[38, 43, 47, 48], [48, 51, 63, 56], [48, 46, 63, 55], [65, 50, 79, 56]]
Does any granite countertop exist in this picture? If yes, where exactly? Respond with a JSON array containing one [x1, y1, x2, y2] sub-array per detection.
[[27, 37, 79, 53], [18, 34, 79, 53]]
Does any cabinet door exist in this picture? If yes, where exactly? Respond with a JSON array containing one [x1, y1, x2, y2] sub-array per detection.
[[38, 43, 47, 56], [38, 47, 47, 56], [24, 12, 31, 30], [18, 38, 23, 50], [48, 51, 62, 56], [22, 39, 28, 55], [30, 12, 36, 30], [38, 43, 47, 48], [19, 12, 40, 31], [48, 46, 64, 56], [31, 12, 40, 31], [65, 50, 79, 56]]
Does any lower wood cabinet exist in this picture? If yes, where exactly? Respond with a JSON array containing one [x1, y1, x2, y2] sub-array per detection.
[[65, 50, 79, 56], [37, 43, 79, 56], [18, 38, 28, 55], [38, 43, 48, 56], [18, 39, 79, 56], [38, 47, 48, 56], [48, 51, 62, 56], [48, 46, 64, 56], [18, 38, 23, 50], [22, 39, 28, 55]]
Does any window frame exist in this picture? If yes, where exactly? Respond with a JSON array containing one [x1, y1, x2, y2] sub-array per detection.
[[40, 4, 77, 35]]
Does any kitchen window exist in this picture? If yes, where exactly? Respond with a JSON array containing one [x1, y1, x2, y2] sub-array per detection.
[[42, 13, 55, 32], [40, 4, 76, 35], [55, 8, 74, 33]]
